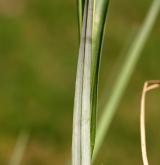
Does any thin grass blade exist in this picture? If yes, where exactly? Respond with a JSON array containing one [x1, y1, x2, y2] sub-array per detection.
[[93, 0, 160, 161], [91, 0, 110, 154], [77, 0, 85, 35], [73, 0, 110, 163], [81, 0, 94, 164], [72, 1, 89, 164]]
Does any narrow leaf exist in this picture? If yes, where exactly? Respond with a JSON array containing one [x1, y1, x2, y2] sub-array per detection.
[[77, 0, 85, 35], [81, 0, 94, 164], [72, 1, 89, 164], [91, 0, 110, 154], [93, 0, 160, 161]]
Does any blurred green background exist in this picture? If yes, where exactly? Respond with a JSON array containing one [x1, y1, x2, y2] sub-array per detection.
[[0, 0, 160, 164]]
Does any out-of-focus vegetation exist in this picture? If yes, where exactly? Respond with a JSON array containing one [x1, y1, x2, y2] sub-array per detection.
[[0, 0, 159, 164]]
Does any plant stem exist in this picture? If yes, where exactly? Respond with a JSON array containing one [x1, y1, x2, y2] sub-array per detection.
[[140, 81, 160, 165], [81, 0, 94, 164], [72, 1, 89, 164]]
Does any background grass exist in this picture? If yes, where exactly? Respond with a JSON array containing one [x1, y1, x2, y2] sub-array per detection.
[[0, 0, 160, 164]]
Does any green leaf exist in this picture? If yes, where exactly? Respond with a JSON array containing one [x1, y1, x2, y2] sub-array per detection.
[[77, 0, 85, 36], [93, 0, 160, 161], [81, 0, 93, 163], [91, 0, 110, 155], [72, 1, 89, 164], [73, 0, 110, 163]]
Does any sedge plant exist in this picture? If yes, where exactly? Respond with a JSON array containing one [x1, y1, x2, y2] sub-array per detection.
[[72, 0, 160, 164], [7, 0, 160, 164], [72, 0, 109, 164]]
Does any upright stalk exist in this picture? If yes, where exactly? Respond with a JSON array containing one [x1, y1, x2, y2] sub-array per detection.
[[72, 0, 110, 164], [77, 0, 110, 154], [81, 0, 93, 164], [72, 1, 89, 164]]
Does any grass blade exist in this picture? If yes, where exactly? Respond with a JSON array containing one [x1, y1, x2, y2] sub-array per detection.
[[91, 0, 110, 154], [81, 0, 94, 164], [77, 0, 85, 35], [93, 0, 160, 161], [73, 0, 110, 163], [72, 1, 89, 164]]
